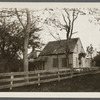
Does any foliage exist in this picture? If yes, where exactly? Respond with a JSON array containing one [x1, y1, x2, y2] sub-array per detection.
[[14, 8, 44, 51], [78, 52, 86, 60], [0, 18, 42, 58], [86, 44, 94, 58], [8, 58, 23, 72], [0, 8, 44, 72], [0, 18, 23, 60], [93, 53, 100, 67], [88, 8, 100, 25]]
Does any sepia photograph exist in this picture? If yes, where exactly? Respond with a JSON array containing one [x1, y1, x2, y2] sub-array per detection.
[[0, 2, 100, 98]]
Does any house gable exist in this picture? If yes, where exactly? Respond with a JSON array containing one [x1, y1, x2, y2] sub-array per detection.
[[73, 38, 85, 54], [73, 38, 85, 68]]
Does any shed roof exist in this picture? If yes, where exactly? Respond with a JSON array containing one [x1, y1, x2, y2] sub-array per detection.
[[40, 38, 79, 56]]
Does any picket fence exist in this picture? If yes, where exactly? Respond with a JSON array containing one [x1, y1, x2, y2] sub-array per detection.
[[0, 67, 99, 90]]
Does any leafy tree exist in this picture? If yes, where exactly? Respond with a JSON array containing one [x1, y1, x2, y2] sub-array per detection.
[[0, 8, 43, 72], [93, 52, 100, 67], [0, 16, 23, 72], [88, 8, 100, 24], [86, 44, 94, 59]]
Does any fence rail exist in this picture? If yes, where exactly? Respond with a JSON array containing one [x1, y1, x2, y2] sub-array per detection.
[[0, 67, 99, 90]]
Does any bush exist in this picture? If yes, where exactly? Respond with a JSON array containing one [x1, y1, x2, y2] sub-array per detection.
[[6, 58, 23, 72], [93, 54, 100, 67]]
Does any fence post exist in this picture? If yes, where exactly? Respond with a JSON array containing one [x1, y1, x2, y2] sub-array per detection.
[[25, 71, 29, 82], [71, 68, 73, 78], [38, 73, 40, 86], [10, 72, 14, 90], [58, 70, 60, 81]]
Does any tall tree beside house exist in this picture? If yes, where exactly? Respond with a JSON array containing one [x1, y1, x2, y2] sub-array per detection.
[[61, 8, 80, 68], [15, 8, 43, 72], [15, 8, 31, 72], [87, 44, 94, 59]]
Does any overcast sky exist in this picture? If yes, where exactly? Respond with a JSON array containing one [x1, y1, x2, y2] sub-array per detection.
[[0, 2, 100, 52], [40, 12, 100, 52]]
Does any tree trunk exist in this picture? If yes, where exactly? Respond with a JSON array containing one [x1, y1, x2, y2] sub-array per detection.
[[65, 38, 69, 68], [66, 38, 73, 77], [23, 36, 29, 71], [23, 9, 31, 72]]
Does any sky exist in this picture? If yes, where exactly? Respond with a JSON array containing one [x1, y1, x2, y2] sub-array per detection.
[[0, 2, 100, 52], [72, 14, 100, 51]]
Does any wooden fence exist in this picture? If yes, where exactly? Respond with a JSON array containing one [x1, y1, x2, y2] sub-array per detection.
[[0, 67, 99, 90]]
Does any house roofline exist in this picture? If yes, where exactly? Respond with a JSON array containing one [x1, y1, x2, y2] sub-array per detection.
[[39, 52, 73, 56]]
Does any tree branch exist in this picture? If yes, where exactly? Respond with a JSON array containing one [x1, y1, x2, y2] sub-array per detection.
[[15, 8, 25, 29], [70, 9, 79, 38], [64, 8, 71, 26], [46, 26, 58, 41], [73, 11, 79, 21], [62, 13, 68, 27]]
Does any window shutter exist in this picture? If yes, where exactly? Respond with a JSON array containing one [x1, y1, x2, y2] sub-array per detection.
[[53, 58, 58, 67], [62, 58, 67, 68]]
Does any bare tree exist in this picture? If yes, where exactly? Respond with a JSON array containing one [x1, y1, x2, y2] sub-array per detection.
[[61, 8, 80, 68], [44, 8, 84, 69]]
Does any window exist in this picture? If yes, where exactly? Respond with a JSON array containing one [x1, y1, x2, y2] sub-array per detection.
[[53, 58, 58, 67], [62, 58, 67, 68]]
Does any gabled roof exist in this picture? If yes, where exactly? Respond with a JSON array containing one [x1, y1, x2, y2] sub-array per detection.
[[40, 38, 79, 56]]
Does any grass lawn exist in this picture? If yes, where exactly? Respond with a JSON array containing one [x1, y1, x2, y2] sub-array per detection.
[[0, 73, 100, 92]]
